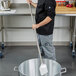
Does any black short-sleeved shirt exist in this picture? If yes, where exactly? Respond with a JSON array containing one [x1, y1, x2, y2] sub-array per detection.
[[35, 0, 56, 35]]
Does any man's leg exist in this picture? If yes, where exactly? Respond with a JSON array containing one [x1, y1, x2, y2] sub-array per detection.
[[39, 34, 56, 60]]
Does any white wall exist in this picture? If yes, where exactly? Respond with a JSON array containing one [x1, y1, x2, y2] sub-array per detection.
[[11, 0, 64, 3], [0, 16, 70, 43], [11, 0, 37, 3], [54, 16, 70, 42]]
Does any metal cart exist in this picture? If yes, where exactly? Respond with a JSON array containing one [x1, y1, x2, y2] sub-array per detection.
[[0, 4, 33, 58], [0, 16, 4, 58]]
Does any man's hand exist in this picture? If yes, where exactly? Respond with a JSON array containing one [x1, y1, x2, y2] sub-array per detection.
[[26, 0, 37, 8], [32, 17, 52, 30], [26, 0, 32, 4], [32, 24, 39, 29]]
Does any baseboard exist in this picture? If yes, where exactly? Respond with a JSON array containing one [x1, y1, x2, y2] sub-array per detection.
[[53, 42, 69, 46], [0, 41, 69, 46], [0, 42, 36, 46]]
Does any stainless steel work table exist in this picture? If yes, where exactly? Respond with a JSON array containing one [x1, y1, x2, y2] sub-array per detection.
[[0, 4, 36, 51], [0, 4, 76, 58], [56, 6, 76, 57]]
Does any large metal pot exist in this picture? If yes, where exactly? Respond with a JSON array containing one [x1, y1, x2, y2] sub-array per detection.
[[14, 58, 67, 76]]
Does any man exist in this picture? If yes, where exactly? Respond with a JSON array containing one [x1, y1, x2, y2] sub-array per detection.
[[26, 0, 56, 60]]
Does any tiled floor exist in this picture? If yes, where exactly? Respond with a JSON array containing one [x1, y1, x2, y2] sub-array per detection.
[[0, 46, 76, 76]]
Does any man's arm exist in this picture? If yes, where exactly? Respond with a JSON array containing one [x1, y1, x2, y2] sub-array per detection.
[[32, 16, 52, 29], [30, 1, 37, 8], [26, 0, 37, 8]]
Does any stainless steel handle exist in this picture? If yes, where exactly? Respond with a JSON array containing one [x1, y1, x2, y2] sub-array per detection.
[[14, 66, 27, 75], [61, 67, 67, 74], [14, 66, 18, 71]]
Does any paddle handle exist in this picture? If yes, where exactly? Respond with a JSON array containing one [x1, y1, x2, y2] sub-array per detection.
[[28, 3, 43, 64]]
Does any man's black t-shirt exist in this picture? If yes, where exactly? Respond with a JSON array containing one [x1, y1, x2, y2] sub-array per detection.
[[35, 0, 56, 35]]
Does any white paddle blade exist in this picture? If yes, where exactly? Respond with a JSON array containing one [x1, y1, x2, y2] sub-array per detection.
[[39, 64, 48, 75]]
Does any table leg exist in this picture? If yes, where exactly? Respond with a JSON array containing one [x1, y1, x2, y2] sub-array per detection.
[[72, 17, 76, 58], [1, 16, 4, 50], [70, 16, 73, 48], [0, 16, 4, 58]]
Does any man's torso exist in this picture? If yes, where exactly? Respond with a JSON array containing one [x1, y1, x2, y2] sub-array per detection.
[[35, 0, 56, 35]]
